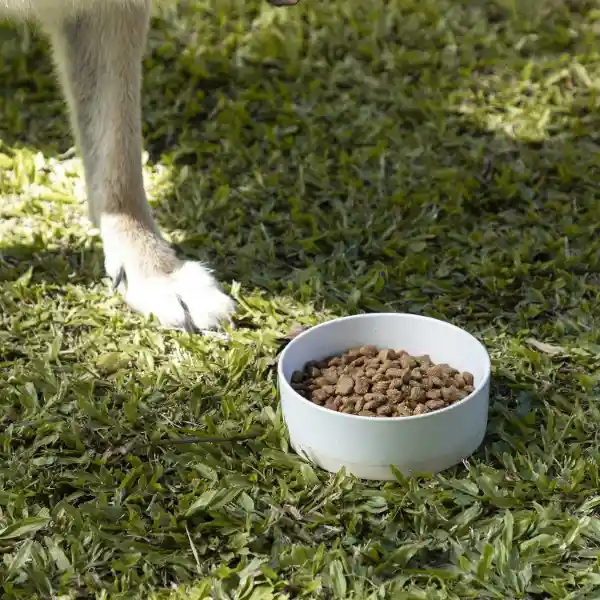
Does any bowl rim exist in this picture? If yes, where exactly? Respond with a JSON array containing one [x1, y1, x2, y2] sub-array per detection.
[[277, 312, 492, 422]]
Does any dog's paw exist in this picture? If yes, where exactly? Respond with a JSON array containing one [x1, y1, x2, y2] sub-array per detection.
[[110, 259, 235, 332]]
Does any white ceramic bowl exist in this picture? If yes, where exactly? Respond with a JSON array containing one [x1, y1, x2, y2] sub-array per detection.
[[278, 313, 491, 480]]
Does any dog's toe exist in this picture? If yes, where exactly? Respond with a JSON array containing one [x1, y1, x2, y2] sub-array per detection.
[[109, 259, 234, 332]]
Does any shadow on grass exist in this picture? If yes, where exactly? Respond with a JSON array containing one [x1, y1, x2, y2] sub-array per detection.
[[1, 0, 599, 471]]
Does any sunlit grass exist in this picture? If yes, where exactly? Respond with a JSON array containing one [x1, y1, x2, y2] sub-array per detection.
[[2, 0, 600, 597]]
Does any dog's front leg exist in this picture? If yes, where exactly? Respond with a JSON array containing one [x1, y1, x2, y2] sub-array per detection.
[[42, 1, 234, 332]]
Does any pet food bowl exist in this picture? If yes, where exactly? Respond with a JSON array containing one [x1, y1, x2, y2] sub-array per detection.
[[277, 313, 491, 480]]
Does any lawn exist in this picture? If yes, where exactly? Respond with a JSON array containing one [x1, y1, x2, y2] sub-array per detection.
[[1, 0, 600, 597]]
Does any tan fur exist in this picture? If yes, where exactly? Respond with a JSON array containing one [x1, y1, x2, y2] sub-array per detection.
[[0, 0, 235, 331]]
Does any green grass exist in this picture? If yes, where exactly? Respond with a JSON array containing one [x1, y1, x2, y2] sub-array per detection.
[[1, 0, 600, 597]]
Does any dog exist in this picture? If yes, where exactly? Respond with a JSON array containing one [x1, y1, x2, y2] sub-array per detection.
[[0, 0, 297, 332]]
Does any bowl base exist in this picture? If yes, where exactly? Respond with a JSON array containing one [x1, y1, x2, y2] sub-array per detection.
[[290, 436, 484, 481]]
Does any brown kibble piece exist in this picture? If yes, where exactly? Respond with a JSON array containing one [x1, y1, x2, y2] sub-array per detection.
[[378, 349, 395, 361], [311, 389, 330, 404], [413, 404, 430, 415], [442, 385, 460, 403], [401, 369, 412, 383], [430, 376, 444, 388], [291, 371, 305, 383], [389, 378, 403, 390], [348, 366, 366, 378], [321, 369, 339, 385], [364, 396, 387, 411], [410, 387, 426, 403], [427, 365, 444, 378], [386, 367, 404, 379], [386, 389, 403, 404], [400, 354, 417, 369], [426, 389, 442, 400], [396, 404, 413, 417], [372, 381, 389, 393], [377, 405, 394, 416], [426, 399, 446, 411], [410, 368, 423, 381], [358, 410, 375, 417], [464, 385, 474, 393], [336, 375, 355, 396], [359, 345, 378, 357], [454, 374, 466, 388], [354, 376, 370, 394], [365, 367, 378, 377], [438, 363, 458, 376], [417, 354, 432, 367], [379, 359, 395, 372], [343, 394, 362, 406], [462, 372, 474, 386]]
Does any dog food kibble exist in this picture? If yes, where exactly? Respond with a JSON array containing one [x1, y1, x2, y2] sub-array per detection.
[[291, 347, 475, 418]]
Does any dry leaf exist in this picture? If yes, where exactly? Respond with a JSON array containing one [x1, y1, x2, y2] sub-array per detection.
[[525, 338, 564, 356]]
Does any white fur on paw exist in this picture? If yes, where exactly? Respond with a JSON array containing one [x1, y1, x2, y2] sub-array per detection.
[[118, 261, 235, 332]]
